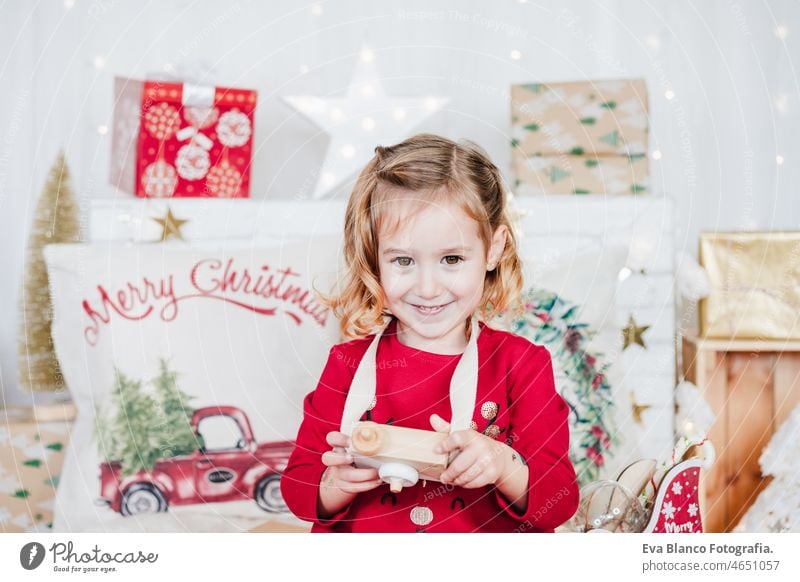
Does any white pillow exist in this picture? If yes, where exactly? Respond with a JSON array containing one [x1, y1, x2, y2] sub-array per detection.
[[518, 241, 629, 482], [45, 238, 341, 532], [521, 239, 629, 332]]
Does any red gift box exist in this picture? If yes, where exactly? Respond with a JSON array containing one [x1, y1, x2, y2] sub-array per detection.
[[111, 78, 256, 198]]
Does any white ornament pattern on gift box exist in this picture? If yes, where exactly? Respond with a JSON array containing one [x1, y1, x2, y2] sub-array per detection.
[[174, 106, 218, 181], [183, 106, 219, 130], [141, 159, 178, 198], [200, 109, 252, 196], [206, 159, 242, 198], [175, 143, 211, 181], [217, 110, 252, 148], [142, 102, 180, 140], [141, 102, 182, 197]]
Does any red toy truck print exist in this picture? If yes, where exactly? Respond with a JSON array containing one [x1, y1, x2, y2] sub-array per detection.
[[97, 406, 294, 516]]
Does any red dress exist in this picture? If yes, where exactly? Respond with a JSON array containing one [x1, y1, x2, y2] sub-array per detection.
[[280, 317, 579, 532]]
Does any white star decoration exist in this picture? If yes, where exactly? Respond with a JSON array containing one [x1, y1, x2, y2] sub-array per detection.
[[671, 481, 683, 495], [687, 503, 698, 517], [284, 45, 449, 198], [661, 501, 676, 521]]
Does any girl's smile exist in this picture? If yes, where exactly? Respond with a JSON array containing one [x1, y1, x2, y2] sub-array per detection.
[[411, 301, 453, 315]]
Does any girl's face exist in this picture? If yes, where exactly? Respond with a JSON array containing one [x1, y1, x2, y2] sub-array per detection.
[[377, 199, 507, 354]]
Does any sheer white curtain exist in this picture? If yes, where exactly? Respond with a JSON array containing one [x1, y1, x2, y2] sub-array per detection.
[[1, 0, 798, 403]]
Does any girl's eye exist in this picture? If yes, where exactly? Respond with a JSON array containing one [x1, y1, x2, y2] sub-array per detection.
[[390, 256, 464, 267], [443, 255, 464, 265]]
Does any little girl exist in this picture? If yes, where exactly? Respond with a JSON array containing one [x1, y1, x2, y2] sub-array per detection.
[[281, 134, 578, 533]]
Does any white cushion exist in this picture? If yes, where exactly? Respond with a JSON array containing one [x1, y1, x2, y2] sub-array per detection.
[[45, 237, 341, 532]]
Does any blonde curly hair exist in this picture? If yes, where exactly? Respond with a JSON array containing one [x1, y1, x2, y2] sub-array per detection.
[[318, 133, 524, 340]]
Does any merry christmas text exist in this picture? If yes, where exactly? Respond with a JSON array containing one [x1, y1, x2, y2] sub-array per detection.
[[81, 257, 329, 344]]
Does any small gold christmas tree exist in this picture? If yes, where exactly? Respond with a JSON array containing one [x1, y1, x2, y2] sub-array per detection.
[[18, 151, 81, 393]]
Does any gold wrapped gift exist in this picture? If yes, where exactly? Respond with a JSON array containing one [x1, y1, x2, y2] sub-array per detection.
[[699, 232, 800, 339]]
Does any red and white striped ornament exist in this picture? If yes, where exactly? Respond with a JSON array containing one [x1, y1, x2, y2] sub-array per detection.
[[141, 159, 178, 198]]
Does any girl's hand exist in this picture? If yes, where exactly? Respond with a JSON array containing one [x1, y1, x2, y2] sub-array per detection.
[[430, 413, 508, 489], [320, 431, 383, 495]]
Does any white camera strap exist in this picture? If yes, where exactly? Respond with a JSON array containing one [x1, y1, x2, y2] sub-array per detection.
[[339, 316, 480, 436]]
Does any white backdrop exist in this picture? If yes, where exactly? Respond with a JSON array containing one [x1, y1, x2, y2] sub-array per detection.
[[1, 0, 799, 404]]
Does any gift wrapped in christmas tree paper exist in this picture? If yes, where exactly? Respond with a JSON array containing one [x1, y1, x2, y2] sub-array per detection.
[[0, 404, 75, 532], [110, 77, 256, 199], [511, 79, 649, 195], [699, 232, 800, 340], [511, 151, 648, 195]]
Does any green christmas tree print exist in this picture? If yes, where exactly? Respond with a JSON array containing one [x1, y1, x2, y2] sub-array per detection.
[[95, 360, 201, 477]]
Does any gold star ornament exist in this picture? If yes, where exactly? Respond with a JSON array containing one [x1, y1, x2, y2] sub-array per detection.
[[151, 207, 188, 241], [630, 392, 652, 425], [622, 315, 649, 350]]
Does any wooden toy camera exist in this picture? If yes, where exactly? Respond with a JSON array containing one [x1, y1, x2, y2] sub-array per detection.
[[341, 317, 481, 493], [347, 421, 450, 493]]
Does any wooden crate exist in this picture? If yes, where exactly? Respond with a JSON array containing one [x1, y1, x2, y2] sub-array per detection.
[[682, 336, 800, 532]]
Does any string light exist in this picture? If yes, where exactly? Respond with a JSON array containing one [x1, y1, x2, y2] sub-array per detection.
[[664, 89, 675, 100], [361, 117, 376, 131], [93, 56, 106, 69], [775, 93, 789, 113], [652, 150, 662, 160], [424, 97, 440, 111], [299, 64, 309, 75], [63, 0, 75, 9], [618, 267, 633, 282], [776, 155, 785, 165], [392, 108, 407, 121], [510, 49, 522, 60], [97, 125, 109, 135], [360, 48, 375, 63], [776, 24, 788, 40], [340, 144, 356, 159], [311, 3, 323, 16], [646, 35, 661, 50]]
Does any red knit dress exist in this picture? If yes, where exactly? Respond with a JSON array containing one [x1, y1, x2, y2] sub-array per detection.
[[280, 317, 579, 532]]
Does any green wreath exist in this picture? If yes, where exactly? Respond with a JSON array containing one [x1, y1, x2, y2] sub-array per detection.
[[508, 287, 616, 486]]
